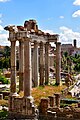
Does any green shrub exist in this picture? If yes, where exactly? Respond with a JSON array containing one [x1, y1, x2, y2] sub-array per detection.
[[0, 110, 8, 120], [60, 103, 68, 108], [0, 75, 9, 84], [4, 96, 8, 100]]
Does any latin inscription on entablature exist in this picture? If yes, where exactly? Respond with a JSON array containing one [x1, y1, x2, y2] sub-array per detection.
[[47, 35, 59, 42], [29, 34, 48, 43]]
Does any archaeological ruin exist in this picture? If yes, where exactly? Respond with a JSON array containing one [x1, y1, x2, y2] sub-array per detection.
[[4, 19, 61, 119], [4, 20, 80, 120]]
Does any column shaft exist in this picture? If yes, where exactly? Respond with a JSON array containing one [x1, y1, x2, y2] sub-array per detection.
[[33, 41, 39, 87], [19, 41, 24, 92], [10, 41, 16, 93], [24, 39, 32, 97], [39, 42, 44, 86], [45, 42, 49, 85], [55, 42, 61, 85]]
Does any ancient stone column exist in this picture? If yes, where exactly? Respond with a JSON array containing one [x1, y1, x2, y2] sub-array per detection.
[[49, 54, 54, 68], [39, 42, 44, 86], [54, 93, 60, 108], [19, 40, 24, 92], [10, 41, 16, 93], [8, 40, 18, 112], [23, 38, 37, 116], [24, 38, 32, 97], [48, 95, 55, 107], [55, 42, 61, 85], [32, 41, 39, 87], [45, 42, 49, 85]]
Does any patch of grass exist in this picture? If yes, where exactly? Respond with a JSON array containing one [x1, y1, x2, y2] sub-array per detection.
[[65, 94, 77, 100], [0, 100, 8, 107], [37, 86, 44, 90], [32, 85, 66, 105], [19, 85, 66, 106]]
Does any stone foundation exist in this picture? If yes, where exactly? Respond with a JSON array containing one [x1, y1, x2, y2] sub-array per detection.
[[38, 93, 80, 120], [8, 112, 37, 120], [8, 95, 38, 119]]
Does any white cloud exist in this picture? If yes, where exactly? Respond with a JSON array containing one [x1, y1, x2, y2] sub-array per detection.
[[0, 0, 10, 2], [73, 0, 80, 6], [0, 32, 9, 46], [72, 10, 80, 17], [42, 27, 80, 47], [59, 26, 80, 47], [0, 25, 4, 32], [59, 16, 64, 19], [0, 24, 9, 45]]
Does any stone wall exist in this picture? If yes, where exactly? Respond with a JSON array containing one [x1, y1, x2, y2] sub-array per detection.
[[38, 93, 80, 120]]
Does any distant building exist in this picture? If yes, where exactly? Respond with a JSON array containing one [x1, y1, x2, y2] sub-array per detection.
[[61, 44, 74, 55], [61, 39, 80, 56]]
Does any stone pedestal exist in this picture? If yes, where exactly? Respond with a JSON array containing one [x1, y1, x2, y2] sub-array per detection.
[[9, 93, 19, 111], [55, 42, 61, 85], [19, 41, 24, 92], [39, 42, 44, 86], [54, 93, 60, 108], [39, 98, 49, 115], [8, 96, 37, 119], [23, 96, 35, 115]]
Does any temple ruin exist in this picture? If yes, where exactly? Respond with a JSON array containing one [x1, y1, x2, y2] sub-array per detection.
[[4, 19, 61, 119]]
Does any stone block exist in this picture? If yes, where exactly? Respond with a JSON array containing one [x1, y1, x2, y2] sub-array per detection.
[[0, 94, 3, 100], [39, 98, 49, 115], [48, 95, 55, 107]]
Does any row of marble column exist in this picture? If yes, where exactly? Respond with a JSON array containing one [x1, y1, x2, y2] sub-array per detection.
[[10, 38, 61, 97]]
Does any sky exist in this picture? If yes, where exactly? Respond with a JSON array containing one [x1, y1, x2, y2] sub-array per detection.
[[0, 0, 80, 47]]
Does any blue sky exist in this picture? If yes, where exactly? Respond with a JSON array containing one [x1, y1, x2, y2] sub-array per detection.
[[0, 0, 80, 47]]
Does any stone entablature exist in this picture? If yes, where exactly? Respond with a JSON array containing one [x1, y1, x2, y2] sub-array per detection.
[[9, 31, 58, 42]]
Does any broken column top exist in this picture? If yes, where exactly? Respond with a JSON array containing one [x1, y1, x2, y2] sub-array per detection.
[[24, 19, 38, 31], [4, 19, 59, 43]]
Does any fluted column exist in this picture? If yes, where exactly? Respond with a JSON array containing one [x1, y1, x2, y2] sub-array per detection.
[[55, 42, 61, 85], [45, 42, 49, 85], [39, 42, 44, 86], [24, 38, 32, 97], [19, 40, 24, 92], [10, 41, 16, 93], [33, 41, 39, 87]]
